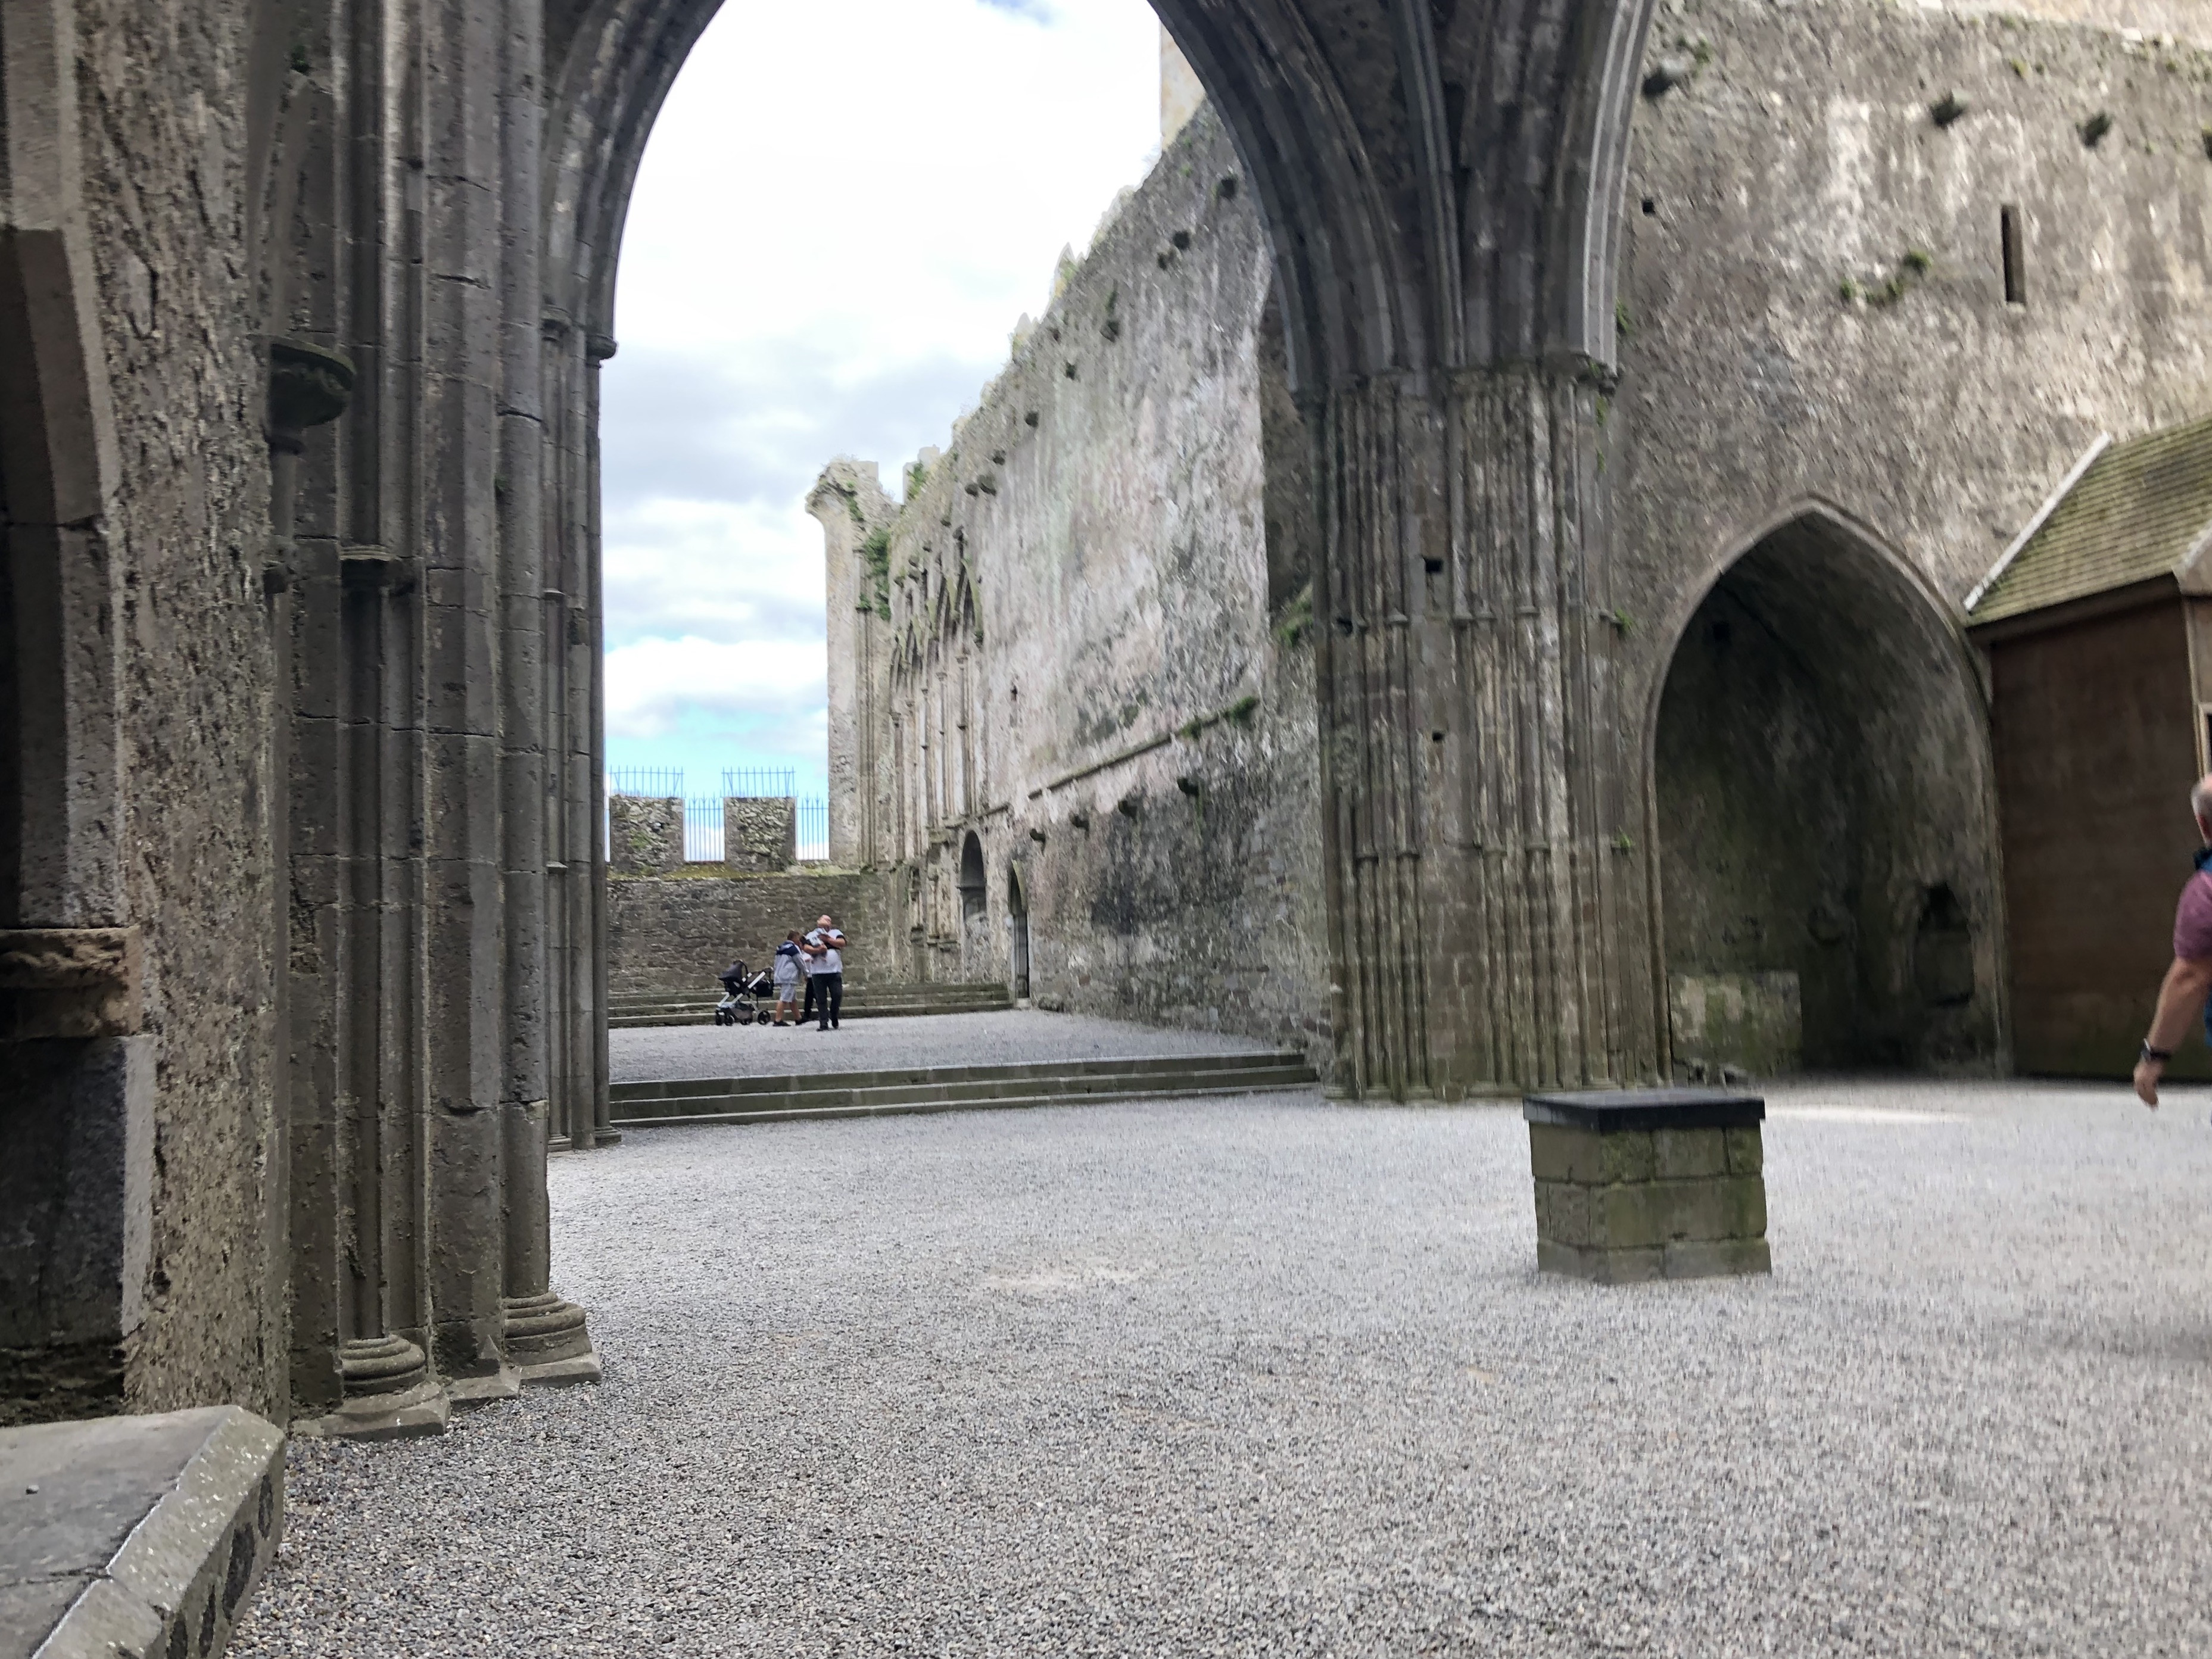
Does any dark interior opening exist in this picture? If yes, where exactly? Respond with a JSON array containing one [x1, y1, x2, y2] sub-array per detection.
[[1007, 866, 1030, 1000], [2001, 205, 2026, 306], [958, 831, 986, 925], [1655, 513, 2000, 1074]]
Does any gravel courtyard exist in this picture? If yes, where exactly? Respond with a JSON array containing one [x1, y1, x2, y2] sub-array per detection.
[[232, 1078, 2212, 1657], [609, 1008, 1281, 1083]]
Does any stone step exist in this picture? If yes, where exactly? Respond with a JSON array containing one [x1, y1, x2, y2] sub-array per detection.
[[610, 1052, 1317, 1127], [607, 983, 1014, 1028]]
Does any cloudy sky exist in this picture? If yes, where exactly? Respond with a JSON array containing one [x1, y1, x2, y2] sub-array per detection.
[[602, 0, 1164, 809]]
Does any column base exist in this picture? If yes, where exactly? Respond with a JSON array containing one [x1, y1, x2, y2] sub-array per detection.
[[501, 1290, 597, 1370], [446, 1365, 522, 1411], [517, 1349, 603, 1387], [293, 1335, 451, 1439], [292, 1380, 450, 1440]]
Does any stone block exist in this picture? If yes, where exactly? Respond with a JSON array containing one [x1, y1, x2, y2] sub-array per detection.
[[1594, 1182, 1663, 1249], [1652, 1125, 1728, 1181], [0, 1406, 283, 1659], [1725, 1126, 1764, 1175], [0, 1038, 152, 1364], [1526, 1122, 1654, 1184], [1533, 1178, 1590, 1247], [1537, 1240, 1665, 1284]]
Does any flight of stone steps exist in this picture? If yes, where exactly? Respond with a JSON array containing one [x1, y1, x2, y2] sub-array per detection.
[[607, 981, 1011, 1029], [609, 1050, 1319, 1128]]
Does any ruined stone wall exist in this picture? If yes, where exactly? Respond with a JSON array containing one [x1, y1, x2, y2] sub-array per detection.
[[809, 464, 898, 871], [824, 0, 2212, 1084], [607, 871, 905, 996], [1613, 0, 2212, 1073], [70, 0, 280, 1417], [840, 108, 1331, 1063]]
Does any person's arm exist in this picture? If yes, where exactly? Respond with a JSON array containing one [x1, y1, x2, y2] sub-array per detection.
[[2134, 954, 2212, 1106]]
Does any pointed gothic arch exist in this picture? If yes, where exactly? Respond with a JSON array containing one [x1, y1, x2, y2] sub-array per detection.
[[1647, 504, 2005, 1075]]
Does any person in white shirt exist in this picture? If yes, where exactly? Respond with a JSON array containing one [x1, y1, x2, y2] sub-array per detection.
[[804, 913, 846, 1031]]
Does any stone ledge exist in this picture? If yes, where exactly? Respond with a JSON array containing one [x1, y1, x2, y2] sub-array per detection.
[[0, 1404, 283, 1659]]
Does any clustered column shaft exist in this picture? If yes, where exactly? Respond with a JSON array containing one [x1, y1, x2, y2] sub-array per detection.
[[1315, 364, 1661, 1099]]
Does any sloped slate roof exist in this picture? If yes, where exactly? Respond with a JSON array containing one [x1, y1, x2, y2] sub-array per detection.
[[1971, 413, 2212, 624]]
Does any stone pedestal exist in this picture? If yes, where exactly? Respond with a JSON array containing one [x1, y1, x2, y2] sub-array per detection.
[[1524, 1089, 1769, 1283]]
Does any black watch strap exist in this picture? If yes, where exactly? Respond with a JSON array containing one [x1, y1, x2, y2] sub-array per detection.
[[2143, 1040, 2174, 1063]]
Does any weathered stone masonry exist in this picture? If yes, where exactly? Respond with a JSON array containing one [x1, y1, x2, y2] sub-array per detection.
[[825, 0, 2212, 1097], [7, 0, 2208, 1467]]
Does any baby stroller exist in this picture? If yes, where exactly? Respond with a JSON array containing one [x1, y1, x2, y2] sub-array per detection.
[[713, 959, 774, 1025]]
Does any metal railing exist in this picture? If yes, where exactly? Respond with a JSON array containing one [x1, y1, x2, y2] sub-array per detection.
[[600, 774, 830, 865], [683, 798, 723, 862], [797, 797, 828, 862], [607, 766, 683, 797], [722, 766, 796, 799]]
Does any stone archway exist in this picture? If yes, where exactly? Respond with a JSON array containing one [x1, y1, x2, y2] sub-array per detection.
[[0, 0, 141, 1420], [958, 832, 989, 978], [1651, 509, 2004, 1078], [542, 0, 1669, 1099]]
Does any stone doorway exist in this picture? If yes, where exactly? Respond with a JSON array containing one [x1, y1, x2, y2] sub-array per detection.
[[1008, 866, 1032, 1003], [958, 832, 989, 978], [1652, 510, 2003, 1078]]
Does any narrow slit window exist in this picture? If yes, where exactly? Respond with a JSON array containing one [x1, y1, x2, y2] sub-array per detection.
[[2001, 205, 2026, 305]]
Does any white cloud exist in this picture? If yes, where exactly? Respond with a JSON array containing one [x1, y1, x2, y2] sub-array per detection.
[[605, 637, 830, 740], [599, 0, 1161, 786]]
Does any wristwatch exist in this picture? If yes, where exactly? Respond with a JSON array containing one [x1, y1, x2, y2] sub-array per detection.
[[2142, 1040, 2174, 1064]]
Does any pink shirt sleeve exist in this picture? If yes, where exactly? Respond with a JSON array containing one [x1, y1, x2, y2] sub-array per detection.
[[2174, 872, 2212, 961]]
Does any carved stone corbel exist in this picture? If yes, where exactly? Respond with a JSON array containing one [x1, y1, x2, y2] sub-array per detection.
[[264, 338, 357, 591], [0, 926, 144, 1039]]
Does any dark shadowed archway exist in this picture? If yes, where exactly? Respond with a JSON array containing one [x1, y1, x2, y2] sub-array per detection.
[[1652, 509, 2004, 1077]]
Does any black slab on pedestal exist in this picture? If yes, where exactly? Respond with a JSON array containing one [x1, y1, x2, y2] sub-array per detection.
[[1522, 1087, 1765, 1133]]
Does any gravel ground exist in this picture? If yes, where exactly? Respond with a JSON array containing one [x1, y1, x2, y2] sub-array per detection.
[[232, 1077, 2212, 1657], [610, 1009, 1280, 1083]]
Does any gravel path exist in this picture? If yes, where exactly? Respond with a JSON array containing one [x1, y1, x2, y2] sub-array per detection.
[[232, 1077, 2212, 1657], [610, 1008, 1281, 1083]]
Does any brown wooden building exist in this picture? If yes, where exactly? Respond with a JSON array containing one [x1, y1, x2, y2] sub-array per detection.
[[1968, 413, 2212, 1077]]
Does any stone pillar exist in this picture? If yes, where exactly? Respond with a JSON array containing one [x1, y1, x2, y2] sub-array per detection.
[[587, 333, 617, 1150], [543, 312, 597, 1154], [419, 0, 511, 1390], [1316, 366, 1662, 1099], [273, 338, 451, 1436], [494, 0, 592, 1384], [723, 796, 797, 872], [609, 796, 684, 875]]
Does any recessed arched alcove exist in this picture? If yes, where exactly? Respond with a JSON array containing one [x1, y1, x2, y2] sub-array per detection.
[[1653, 511, 2002, 1075]]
